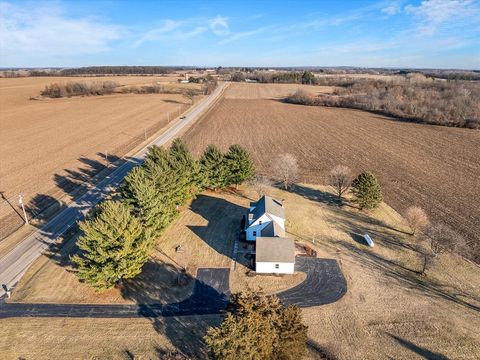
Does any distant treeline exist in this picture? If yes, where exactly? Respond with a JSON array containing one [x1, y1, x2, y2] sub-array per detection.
[[61, 66, 178, 75], [231, 71, 317, 84], [285, 74, 480, 129]]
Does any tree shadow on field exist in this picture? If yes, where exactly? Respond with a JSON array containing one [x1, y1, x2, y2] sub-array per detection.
[[283, 183, 410, 236], [387, 333, 449, 360], [334, 238, 480, 312], [162, 99, 185, 104], [187, 193, 247, 261], [53, 153, 123, 199], [306, 339, 339, 360], [26, 194, 67, 225], [275, 182, 341, 206], [121, 260, 195, 304], [153, 315, 221, 358]]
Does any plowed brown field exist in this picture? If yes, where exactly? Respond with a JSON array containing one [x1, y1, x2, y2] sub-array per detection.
[[0, 76, 196, 239], [183, 83, 480, 258]]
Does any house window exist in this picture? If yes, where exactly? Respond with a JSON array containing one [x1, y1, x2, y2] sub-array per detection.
[[275, 264, 279, 269], [253, 231, 257, 236], [259, 221, 262, 225]]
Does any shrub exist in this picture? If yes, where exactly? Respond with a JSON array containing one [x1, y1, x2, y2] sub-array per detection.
[[351, 172, 383, 210]]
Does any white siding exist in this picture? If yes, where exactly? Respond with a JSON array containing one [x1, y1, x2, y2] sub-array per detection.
[[246, 214, 271, 241], [256, 261, 294, 274], [268, 213, 285, 230]]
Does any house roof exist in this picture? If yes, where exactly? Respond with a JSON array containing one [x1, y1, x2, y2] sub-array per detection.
[[256, 237, 295, 263], [261, 218, 286, 237], [250, 196, 285, 223]]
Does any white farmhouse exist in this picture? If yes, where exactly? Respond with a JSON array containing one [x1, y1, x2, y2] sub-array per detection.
[[244, 196, 295, 274], [245, 196, 285, 241]]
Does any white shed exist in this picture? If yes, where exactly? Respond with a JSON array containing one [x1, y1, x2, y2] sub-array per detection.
[[255, 237, 295, 274]]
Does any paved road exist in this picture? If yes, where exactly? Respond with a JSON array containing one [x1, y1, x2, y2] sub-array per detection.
[[0, 268, 230, 318], [0, 258, 346, 318], [0, 82, 228, 298]]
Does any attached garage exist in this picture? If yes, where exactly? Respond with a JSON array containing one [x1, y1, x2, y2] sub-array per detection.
[[255, 237, 295, 274]]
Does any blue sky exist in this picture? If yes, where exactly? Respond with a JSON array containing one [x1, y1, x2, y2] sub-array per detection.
[[1, 0, 479, 68]]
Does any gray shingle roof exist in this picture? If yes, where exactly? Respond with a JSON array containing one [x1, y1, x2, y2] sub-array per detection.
[[250, 196, 285, 223], [261, 218, 286, 237], [256, 237, 295, 263]]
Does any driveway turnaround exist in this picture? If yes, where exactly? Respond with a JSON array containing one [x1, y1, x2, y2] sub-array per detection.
[[278, 257, 347, 307], [0, 258, 346, 319]]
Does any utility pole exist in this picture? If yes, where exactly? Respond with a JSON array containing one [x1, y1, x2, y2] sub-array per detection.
[[18, 194, 29, 225]]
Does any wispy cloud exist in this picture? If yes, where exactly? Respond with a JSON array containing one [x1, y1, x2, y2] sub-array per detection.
[[218, 26, 270, 45], [0, 2, 121, 57], [209, 16, 229, 35], [133, 16, 230, 47], [405, 0, 480, 35], [381, 1, 402, 16], [133, 19, 183, 47]]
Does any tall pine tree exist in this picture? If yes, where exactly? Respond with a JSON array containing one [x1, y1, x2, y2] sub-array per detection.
[[72, 201, 149, 291], [200, 144, 228, 190], [351, 171, 383, 210], [224, 144, 255, 188], [169, 138, 203, 202], [121, 166, 173, 240]]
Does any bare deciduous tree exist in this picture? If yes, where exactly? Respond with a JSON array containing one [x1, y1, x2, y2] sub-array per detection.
[[182, 88, 197, 104], [272, 153, 299, 190], [418, 223, 468, 276], [248, 175, 273, 198], [404, 206, 430, 235], [328, 165, 353, 200], [427, 223, 468, 255]]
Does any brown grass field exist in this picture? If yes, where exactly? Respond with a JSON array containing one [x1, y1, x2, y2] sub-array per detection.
[[0, 76, 200, 241], [3, 184, 479, 359], [182, 83, 480, 259]]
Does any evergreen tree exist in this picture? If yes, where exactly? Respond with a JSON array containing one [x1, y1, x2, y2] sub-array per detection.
[[169, 138, 203, 201], [72, 201, 149, 291], [204, 292, 308, 360], [121, 166, 173, 240], [224, 144, 255, 188], [200, 144, 228, 190], [351, 171, 383, 210]]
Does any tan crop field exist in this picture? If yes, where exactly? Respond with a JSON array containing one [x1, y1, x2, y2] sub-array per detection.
[[0, 76, 200, 240], [223, 82, 333, 99], [183, 83, 480, 258]]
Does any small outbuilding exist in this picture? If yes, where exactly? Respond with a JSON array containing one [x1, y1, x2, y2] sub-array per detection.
[[255, 237, 295, 274]]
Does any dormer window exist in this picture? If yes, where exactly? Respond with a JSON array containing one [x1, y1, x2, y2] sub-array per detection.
[[259, 221, 262, 225]]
